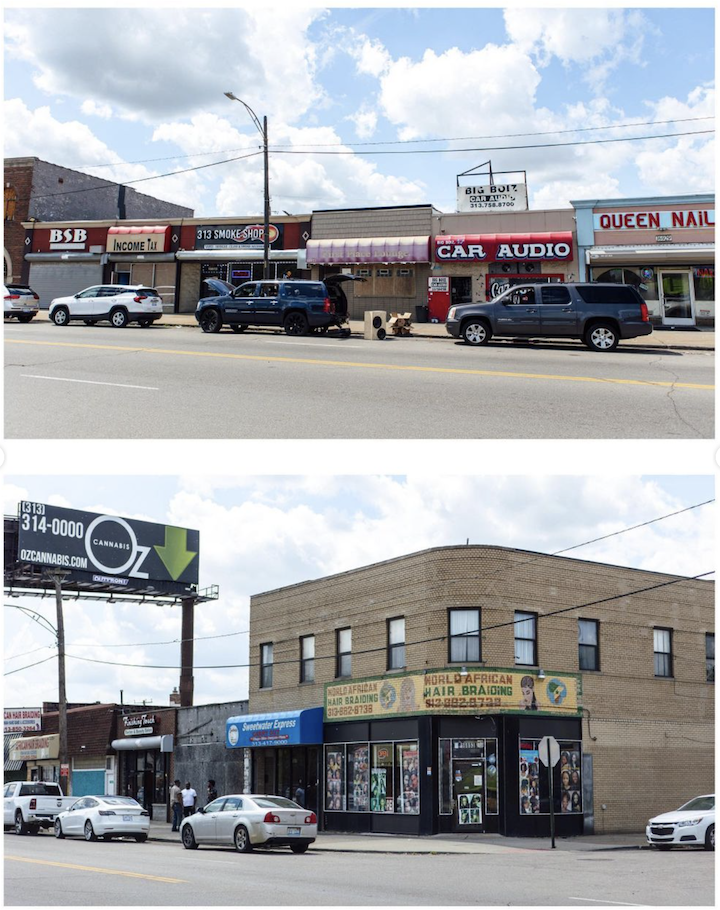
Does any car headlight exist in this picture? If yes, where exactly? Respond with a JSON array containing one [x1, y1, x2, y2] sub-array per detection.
[[447, 307, 456, 321], [677, 818, 704, 827]]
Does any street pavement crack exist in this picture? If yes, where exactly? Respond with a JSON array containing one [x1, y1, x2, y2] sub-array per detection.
[[648, 356, 705, 437]]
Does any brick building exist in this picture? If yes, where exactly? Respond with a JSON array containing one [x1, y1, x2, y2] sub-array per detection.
[[244, 546, 714, 838]]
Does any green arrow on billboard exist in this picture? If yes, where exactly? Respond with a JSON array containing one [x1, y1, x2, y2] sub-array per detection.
[[154, 526, 197, 581]]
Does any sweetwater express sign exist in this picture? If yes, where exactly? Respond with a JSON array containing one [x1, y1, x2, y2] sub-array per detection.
[[325, 667, 581, 721]]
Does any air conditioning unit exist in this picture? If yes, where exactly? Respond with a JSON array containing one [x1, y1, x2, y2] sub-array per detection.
[[364, 310, 387, 340]]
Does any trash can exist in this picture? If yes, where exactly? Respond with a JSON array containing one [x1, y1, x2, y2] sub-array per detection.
[[414, 305, 428, 324]]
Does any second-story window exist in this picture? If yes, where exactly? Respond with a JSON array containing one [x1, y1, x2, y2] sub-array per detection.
[[706, 633, 714, 683], [449, 608, 481, 663], [260, 643, 273, 689], [336, 628, 352, 678], [300, 635, 315, 683], [514, 611, 537, 666], [654, 628, 673, 678], [387, 617, 405, 670], [578, 619, 600, 671]]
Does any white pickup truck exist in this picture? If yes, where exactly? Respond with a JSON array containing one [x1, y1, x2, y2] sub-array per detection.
[[3, 781, 77, 834]]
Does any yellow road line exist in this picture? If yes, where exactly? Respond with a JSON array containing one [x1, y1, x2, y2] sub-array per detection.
[[5, 338, 714, 390], [5, 854, 187, 883]]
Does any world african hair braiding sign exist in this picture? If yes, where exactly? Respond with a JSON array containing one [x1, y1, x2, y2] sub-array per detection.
[[324, 668, 582, 721]]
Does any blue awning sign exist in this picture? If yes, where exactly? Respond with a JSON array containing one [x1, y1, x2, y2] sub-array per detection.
[[226, 707, 323, 748]]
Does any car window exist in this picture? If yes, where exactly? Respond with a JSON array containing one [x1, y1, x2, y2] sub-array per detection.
[[235, 283, 258, 298], [540, 286, 571, 305], [86, 798, 99, 807], [678, 796, 714, 812], [204, 798, 226, 813], [260, 283, 279, 298], [252, 796, 301, 809], [70, 798, 89, 810], [135, 288, 159, 297], [4, 784, 14, 797], [301, 284, 327, 299], [98, 287, 121, 297], [18, 783, 61, 797], [575, 285, 643, 306], [101, 797, 140, 807], [77, 287, 101, 298], [506, 287, 536, 305], [222, 797, 243, 811]]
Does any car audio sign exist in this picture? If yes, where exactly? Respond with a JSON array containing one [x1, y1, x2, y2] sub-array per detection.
[[17, 501, 199, 587]]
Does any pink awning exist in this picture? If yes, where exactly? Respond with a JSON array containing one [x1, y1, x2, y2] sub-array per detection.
[[307, 236, 430, 264]]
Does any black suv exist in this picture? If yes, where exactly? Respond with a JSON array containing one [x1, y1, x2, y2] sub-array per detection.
[[195, 276, 363, 336], [446, 282, 653, 351]]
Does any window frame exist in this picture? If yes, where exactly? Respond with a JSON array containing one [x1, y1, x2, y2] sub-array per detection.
[[578, 618, 600, 672], [448, 607, 481, 664], [387, 617, 406, 671], [706, 633, 714, 683], [653, 627, 673, 678], [299, 634, 315, 684], [514, 611, 538, 667], [336, 627, 352, 679], [260, 642, 273, 689]]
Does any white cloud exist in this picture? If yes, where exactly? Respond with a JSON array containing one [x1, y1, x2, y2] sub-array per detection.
[[80, 99, 112, 119], [350, 37, 392, 78], [347, 107, 378, 140]]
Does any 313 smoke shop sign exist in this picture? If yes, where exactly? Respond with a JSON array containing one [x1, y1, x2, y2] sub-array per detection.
[[325, 668, 581, 720], [194, 223, 284, 250], [16, 501, 199, 595]]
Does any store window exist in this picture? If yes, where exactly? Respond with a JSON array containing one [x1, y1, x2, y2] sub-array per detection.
[[438, 738, 499, 816], [448, 608, 481, 663], [654, 627, 673, 678], [520, 739, 582, 815], [326, 741, 419, 814], [514, 612, 537, 666], [300, 635, 315, 683], [396, 742, 420, 815], [706, 633, 714, 683], [693, 267, 714, 302], [578, 619, 600, 671], [336, 628, 352, 678], [325, 747, 345, 810], [260, 642, 273, 688], [347, 744, 369, 811], [387, 617, 405, 670]]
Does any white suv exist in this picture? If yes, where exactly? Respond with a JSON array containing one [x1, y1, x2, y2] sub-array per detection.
[[49, 285, 163, 328]]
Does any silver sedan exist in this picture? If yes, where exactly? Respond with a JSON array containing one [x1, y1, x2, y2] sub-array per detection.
[[54, 796, 150, 842], [181, 794, 317, 853]]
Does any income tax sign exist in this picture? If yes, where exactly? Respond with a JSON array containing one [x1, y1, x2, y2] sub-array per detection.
[[17, 501, 199, 586]]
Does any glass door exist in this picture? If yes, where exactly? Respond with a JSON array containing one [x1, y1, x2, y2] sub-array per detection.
[[659, 270, 695, 326], [453, 759, 484, 830]]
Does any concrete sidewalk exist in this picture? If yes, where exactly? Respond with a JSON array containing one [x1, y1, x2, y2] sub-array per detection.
[[149, 817, 648, 853], [33, 310, 714, 351]]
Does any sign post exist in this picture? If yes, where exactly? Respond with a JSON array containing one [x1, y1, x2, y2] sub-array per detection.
[[538, 734, 560, 849]]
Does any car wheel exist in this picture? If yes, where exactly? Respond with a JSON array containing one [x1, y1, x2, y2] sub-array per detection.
[[233, 825, 253, 853], [199, 308, 222, 333], [15, 812, 28, 835], [135, 833, 148, 843], [84, 820, 97, 842], [110, 308, 129, 328], [230, 324, 247, 333], [181, 824, 198, 849], [656, 844, 673, 851], [284, 312, 309, 336], [51, 306, 70, 326], [290, 843, 309, 854], [462, 320, 492, 346], [585, 321, 619, 352], [54, 818, 65, 839], [705, 824, 714, 851], [18, 314, 34, 323]]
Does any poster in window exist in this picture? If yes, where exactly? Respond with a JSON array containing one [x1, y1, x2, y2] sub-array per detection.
[[326, 749, 344, 811], [399, 747, 420, 814], [559, 742, 582, 813], [370, 768, 388, 812], [519, 743, 540, 814], [348, 745, 369, 812]]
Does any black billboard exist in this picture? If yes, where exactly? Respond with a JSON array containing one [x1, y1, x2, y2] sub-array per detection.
[[17, 502, 199, 590]]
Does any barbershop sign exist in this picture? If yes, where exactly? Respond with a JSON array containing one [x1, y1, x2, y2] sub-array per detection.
[[435, 233, 573, 262], [122, 713, 158, 736]]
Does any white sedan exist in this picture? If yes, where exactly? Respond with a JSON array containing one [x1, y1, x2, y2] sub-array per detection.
[[54, 796, 150, 842], [646, 794, 714, 851], [181, 794, 316, 853]]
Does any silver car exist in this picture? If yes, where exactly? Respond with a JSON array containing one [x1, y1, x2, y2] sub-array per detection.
[[54, 795, 150, 842], [181, 794, 317, 853], [4, 283, 39, 322], [646, 794, 714, 851]]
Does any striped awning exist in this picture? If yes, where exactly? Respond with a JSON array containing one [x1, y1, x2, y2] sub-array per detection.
[[306, 236, 430, 264]]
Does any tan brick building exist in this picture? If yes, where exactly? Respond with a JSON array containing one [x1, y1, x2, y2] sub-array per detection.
[[245, 546, 714, 838]]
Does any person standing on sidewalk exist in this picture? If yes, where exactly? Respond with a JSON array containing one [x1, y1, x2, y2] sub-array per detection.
[[170, 779, 183, 831], [206, 779, 218, 805], [181, 781, 197, 818]]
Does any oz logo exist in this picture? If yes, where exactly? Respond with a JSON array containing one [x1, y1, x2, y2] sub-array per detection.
[[85, 516, 150, 578]]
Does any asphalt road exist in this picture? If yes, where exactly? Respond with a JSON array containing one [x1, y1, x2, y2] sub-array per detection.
[[4, 322, 714, 439], [4, 832, 714, 906]]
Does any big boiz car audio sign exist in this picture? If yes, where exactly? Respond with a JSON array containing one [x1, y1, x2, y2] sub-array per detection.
[[17, 502, 199, 592]]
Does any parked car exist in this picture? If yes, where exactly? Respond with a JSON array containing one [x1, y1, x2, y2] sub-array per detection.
[[4, 780, 76, 835], [48, 285, 163, 327], [180, 794, 317, 853], [446, 282, 653, 351], [54, 796, 150, 842], [4, 283, 40, 322], [195, 275, 364, 336], [646, 794, 714, 851]]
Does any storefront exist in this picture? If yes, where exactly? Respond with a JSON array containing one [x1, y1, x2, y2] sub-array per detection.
[[226, 708, 323, 812], [572, 195, 715, 327], [8, 733, 61, 783], [322, 668, 584, 838], [111, 710, 175, 818], [175, 218, 311, 313]]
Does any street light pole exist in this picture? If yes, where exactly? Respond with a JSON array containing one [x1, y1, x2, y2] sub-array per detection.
[[225, 92, 271, 279]]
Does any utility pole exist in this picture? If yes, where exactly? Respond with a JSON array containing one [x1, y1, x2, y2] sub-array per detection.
[[50, 570, 69, 794], [179, 596, 195, 706]]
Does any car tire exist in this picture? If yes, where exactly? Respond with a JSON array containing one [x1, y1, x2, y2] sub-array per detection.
[[284, 312, 309, 336], [290, 843, 309, 854], [705, 824, 714, 851], [135, 833, 148, 843], [51, 307, 70, 327], [585, 321, 619, 352], [84, 820, 97, 842], [181, 825, 198, 849], [230, 324, 247, 333], [110, 308, 129, 328], [199, 308, 222, 333], [17, 314, 35, 323], [233, 825, 253, 853], [15, 812, 28, 835], [54, 819, 65, 839], [462, 320, 492, 346]]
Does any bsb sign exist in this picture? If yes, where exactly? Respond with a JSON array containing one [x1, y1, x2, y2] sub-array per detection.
[[17, 502, 199, 588]]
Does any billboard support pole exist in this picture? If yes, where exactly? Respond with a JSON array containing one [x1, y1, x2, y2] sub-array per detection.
[[180, 596, 195, 707], [51, 571, 69, 794]]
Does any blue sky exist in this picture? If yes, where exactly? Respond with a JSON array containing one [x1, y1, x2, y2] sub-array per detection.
[[4, 6, 715, 217], [3, 474, 714, 708]]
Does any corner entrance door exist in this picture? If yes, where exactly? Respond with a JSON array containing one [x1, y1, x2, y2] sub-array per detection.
[[453, 759, 484, 830], [659, 270, 695, 326]]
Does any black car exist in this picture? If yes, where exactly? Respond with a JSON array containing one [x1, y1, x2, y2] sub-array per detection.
[[195, 276, 363, 336], [446, 282, 653, 352]]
